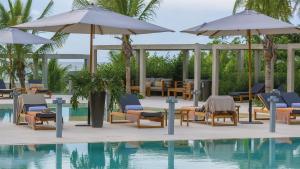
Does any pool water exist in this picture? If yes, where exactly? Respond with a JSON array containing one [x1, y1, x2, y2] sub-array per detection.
[[0, 138, 300, 169], [0, 107, 89, 123]]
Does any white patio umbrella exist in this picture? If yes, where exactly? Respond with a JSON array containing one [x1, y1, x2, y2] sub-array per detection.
[[13, 5, 173, 126], [0, 28, 53, 90], [0, 28, 53, 44], [13, 5, 173, 73], [182, 10, 300, 123]]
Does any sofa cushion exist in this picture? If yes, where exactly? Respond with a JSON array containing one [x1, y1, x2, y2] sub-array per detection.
[[154, 81, 162, 87], [291, 103, 300, 108], [141, 111, 163, 117], [28, 106, 47, 112], [125, 105, 143, 112], [276, 103, 288, 108]]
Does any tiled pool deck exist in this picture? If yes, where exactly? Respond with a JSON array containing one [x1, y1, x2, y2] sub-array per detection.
[[0, 95, 299, 145]]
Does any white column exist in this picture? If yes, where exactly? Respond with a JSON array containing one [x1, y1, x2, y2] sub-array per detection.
[[270, 56, 275, 90], [194, 46, 201, 93], [237, 50, 245, 72], [287, 47, 295, 92], [135, 50, 140, 85], [212, 47, 219, 96], [254, 50, 260, 83], [139, 49, 146, 96], [182, 50, 189, 81], [42, 56, 48, 88]]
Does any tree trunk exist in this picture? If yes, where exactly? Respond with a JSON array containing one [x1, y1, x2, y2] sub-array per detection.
[[122, 35, 133, 94], [16, 61, 26, 90], [7, 45, 15, 89], [32, 56, 39, 79], [263, 35, 275, 93]]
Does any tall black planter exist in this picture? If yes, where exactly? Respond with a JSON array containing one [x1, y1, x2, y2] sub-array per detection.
[[90, 91, 106, 128]]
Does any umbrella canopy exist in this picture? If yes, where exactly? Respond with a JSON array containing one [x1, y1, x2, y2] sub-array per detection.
[[13, 6, 173, 34], [182, 10, 300, 124], [12, 5, 173, 127], [0, 28, 53, 44], [182, 10, 300, 36]]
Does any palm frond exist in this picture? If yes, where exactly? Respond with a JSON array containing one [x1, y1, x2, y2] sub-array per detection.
[[72, 0, 91, 9], [138, 0, 161, 21], [34, 32, 69, 55], [233, 0, 245, 13], [22, 0, 32, 22], [37, 0, 53, 20]]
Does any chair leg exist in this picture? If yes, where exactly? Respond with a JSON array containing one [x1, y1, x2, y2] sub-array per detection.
[[137, 118, 141, 128], [212, 115, 215, 126], [161, 116, 164, 128]]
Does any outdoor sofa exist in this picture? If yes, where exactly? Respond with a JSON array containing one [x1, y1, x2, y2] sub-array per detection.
[[0, 79, 13, 98], [110, 94, 165, 128], [146, 78, 172, 96], [255, 92, 300, 124], [229, 83, 265, 102], [17, 94, 57, 130]]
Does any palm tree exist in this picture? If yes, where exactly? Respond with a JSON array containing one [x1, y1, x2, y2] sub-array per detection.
[[0, 0, 68, 89], [233, 0, 294, 92], [73, 0, 161, 93]]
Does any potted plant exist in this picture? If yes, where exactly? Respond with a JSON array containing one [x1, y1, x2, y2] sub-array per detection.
[[69, 64, 124, 128]]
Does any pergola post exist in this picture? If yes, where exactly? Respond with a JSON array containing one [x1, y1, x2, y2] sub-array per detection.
[[287, 46, 295, 92], [182, 49, 189, 81], [254, 50, 260, 83], [135, 50, 140, 85], [139, 49, 146, 96], [237, 50, 245, 73], [212, 47, 219, 96], [194, 45, 201, 102], [42, 56, 48, 88]]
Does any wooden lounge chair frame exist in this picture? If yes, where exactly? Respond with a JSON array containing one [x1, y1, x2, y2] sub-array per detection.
[[230, 83, 265, 102], [254, 93, 300, 124], [111, 94, 165, 128], [28, 79, 52, 98]]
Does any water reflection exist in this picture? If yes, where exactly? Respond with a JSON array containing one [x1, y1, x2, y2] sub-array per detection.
[[0, 138, 300, 169]]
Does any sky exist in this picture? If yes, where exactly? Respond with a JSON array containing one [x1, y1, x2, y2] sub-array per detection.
[[2, 0, 300, 62]]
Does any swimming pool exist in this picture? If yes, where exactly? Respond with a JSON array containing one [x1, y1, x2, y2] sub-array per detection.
[[0, 107, 89, 123], [0, 138, 299, 169]]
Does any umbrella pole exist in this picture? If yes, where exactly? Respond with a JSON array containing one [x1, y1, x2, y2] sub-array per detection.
[[247, 30, 253, 123]]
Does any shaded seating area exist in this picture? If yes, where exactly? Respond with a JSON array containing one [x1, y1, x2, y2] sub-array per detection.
[[0, 80, 13, 98], [111, 94, 164, 128], [254, 92, 300, 124], [17, 94, 56, 130], [28, 79, 52, 98], [229, 83, 265, 102], [146, 78, 172, 97]]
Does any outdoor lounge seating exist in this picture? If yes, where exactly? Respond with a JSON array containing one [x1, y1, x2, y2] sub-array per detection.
[[112, 94, 164, 128], [254, 93, 300, 124], [17, 94, 57, 130], [28, 79, 52, 98], [194, 96, 238, 126], [229, 83, 265, 102], [0, 79, 13, 98], [146, 78, 172, 96]]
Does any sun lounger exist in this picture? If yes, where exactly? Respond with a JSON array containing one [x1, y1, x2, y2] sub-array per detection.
[[112, 94, 164, 128], [0, 79, 13, 98], [254, 93, 299, 124], [28, 79, 52, 98], [194, 96, 238, 126], [17, 94, 57, 130], [229, 83, 265, 102]]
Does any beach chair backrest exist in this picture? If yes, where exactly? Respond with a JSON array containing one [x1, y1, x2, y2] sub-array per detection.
[[28, 79, 45, 89], [19, 94, 47, 112], [252, 83, 265, 94], [28, 79, 42, 84], [119, 94, 141, 113], [258, 93, 285, 110], [281, 92, 300, 107], [0, 80, 6, 89], [0, 79, 7, 89]]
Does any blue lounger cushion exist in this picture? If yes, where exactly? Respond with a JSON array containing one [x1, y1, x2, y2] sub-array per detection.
[[28, 106, 47, 112], [276, 103, 288, 108], [125, 105, 143, 112], [291, 103, 300, 108]]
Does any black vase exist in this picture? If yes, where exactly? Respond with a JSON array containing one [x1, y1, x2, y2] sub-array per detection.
[[90, 91, 106, 128]]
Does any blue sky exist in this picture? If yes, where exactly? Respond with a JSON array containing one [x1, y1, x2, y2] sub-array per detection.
[[2, 0, 300, 62]]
